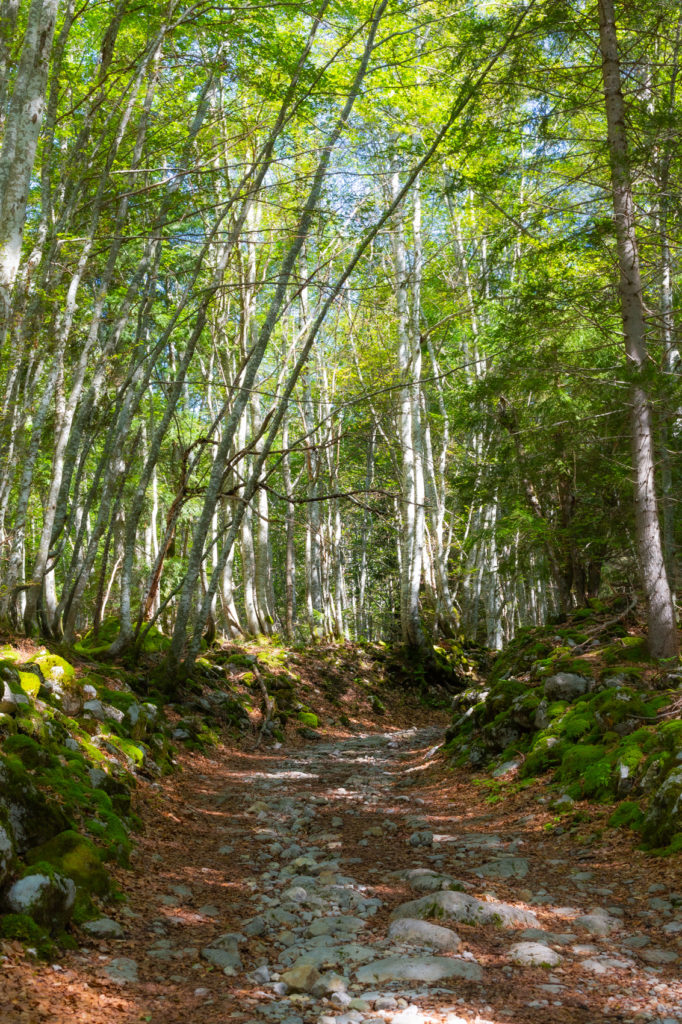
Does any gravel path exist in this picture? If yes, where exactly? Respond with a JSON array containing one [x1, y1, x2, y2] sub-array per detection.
[[16, 725, 681, 1024]]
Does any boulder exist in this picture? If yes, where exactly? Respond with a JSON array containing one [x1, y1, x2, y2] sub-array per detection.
[[26, 830, 110, 896], [102, 957, 138, 985], [87, 768, 132, 816], [30, 653, 75, 684], [544, 673, 591, 701], [0, 757, 70, 853], [0, 679, 29, 715], [5, 870, 76, 931], [476, 856, 529, 880]]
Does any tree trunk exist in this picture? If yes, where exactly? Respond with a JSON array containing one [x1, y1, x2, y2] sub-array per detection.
[[0, 0, 61, 321], [598, 0, 678, 658]]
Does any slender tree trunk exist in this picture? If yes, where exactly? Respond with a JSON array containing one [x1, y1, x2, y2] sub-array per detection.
[[0, 0, 61, 322], [598, 0, 678, 658]]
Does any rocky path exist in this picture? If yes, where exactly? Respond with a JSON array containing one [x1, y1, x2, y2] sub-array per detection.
[[8, 725, 682, 1024]]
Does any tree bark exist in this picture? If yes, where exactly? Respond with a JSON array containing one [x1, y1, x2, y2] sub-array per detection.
[[598, 0, 678, 658]]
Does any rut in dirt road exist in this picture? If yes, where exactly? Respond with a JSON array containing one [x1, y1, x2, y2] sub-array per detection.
[[86, 725, 682, 1024]]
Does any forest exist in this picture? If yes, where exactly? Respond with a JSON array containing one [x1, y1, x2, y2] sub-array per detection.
[[0, 0, 679, 671], [1, 3, 682, 1022]]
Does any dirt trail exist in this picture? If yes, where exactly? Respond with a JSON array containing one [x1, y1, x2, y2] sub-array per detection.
[[2, 716, 681, 1024]]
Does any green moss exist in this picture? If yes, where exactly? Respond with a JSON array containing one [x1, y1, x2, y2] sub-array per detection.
[[75, 617, 171, 657], [0, 645, 22, 663], [297, 711, 318, 728], [608, 801, 644, 830], [561, 713, 593, 740], [18, 671, 41, 698], [522, 737, 566, 777], [89, 685, 137, 713], [3, 733, 58, 769], [0, 913, 53, 959], [29, 652, 75, 682], [26, 830, 110, 895], [602, 637, 650, 665]]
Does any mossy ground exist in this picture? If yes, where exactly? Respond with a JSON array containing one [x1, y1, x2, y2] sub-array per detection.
[[444, 600, 682, 853]]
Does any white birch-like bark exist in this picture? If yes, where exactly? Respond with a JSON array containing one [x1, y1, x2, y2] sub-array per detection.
[[598, 0, 678, 658], [391, 166, 425, 648], [0, 0, 61, 320]]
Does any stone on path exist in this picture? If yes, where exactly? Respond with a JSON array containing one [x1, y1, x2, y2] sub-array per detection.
[[200, 933, 242, 973], [403, 868, 465, 893], [82, 917, 125, 939], [509, 941, 563, 967], [639, 948, 679, 964], [387, 917, 462, 952], [308, 914, 366, 936], [356, 954, 483, 984], [280, 963, 321, 992], [390, 889, 539, 929], [476, 856, 529, 880], [102, 957, 138, 985], [574, 910, 621, 936]]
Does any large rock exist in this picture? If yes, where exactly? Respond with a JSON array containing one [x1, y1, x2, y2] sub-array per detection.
[[641, 767, 682, 847], [308, 915, 366, 936], [28, 654, 83, 716], [356, 955, 482, 984], [0, 757, 70, 853], [26, 830, 110, 895], [390, 890, 539, 929], [30, 653, 75, 684], [543, 673, 591, 701], [388, 918, 461, 952], [574, 910, 621, 936], [6, 870, 76, 931]]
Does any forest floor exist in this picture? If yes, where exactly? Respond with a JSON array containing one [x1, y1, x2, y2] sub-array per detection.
[[1, 664, 681, 1024]]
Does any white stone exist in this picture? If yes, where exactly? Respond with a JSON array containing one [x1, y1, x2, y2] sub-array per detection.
[[387, 918, 461, 952], [509, 942, 562, 967], [356, 955, 483, 984]]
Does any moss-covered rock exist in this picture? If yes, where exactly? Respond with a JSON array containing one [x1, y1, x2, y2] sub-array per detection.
[[0, 755, 70, 853], [298, 711, 319, 728], [641, 766, 682, 848], [26, 829, 110, 896], [5, 867, 76, 931], [18, 670, 41, 698], [30, 652, 75, 684]]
